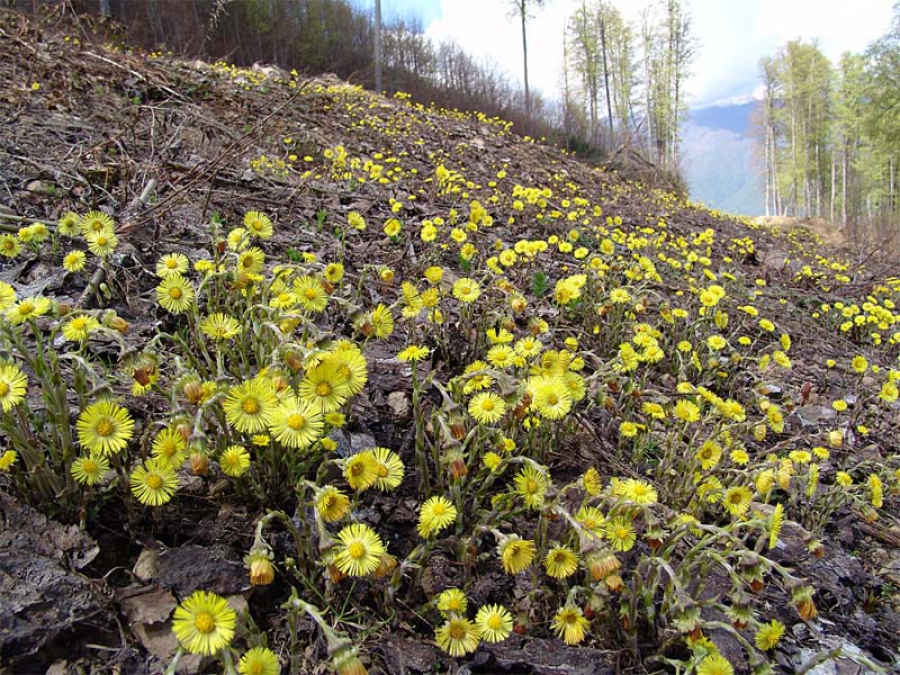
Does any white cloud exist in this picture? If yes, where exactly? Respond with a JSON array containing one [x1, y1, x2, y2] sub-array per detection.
[[423, 0, 896, 109]]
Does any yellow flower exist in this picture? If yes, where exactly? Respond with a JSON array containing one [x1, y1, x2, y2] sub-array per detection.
[[130, 458, 179, 506], [514, 465, 547, 510], [6, 296, 52, 324], [220, 445, 251, 477], [294, 275, 329, 313], [269, 396, 324, 449], [315, 486, 351, 522], [243, 211, 273, 239], [436, 588, 468, 616], [722, 486, 752, 516], [695, 440, 722, 470], [371, 446, 404, 491], [616, 478, 658, 505], [674, 400, 700, 423], [155, 274, 195, 313], [0, 449, 16, 471], [237, 247, 265, 274], [452, 277, 481, 303], [604, 517, 637, 552], [0, 363, 28, 411], [324, 262, 345, 283], [435, 618, 480, 657], [77, 400, 134, 456], [384, 218, 402, 237], [62, 315, 100, 342], [71, 454, 109, 485], [583, 467, 603, 495], [499, 536, 535, 574], [151, 427, 187, 467], [552, 606, 589, 645], [424, 266, 444, 283], [298, 360, 350, 413], [0, 282, 16, 311], [468, 392, 506, 424], [85, 230, 118, 257], [238, 647, 280, 675], [80, 210, 115, 236], [333, 523, 386, 576], [475, 604, 513, 643], [529, 375, 572, 419], [754, 619, 785, 650], [397, 345, 430, 362], [200, 313, 242, 340], [344, 450, 379, 491], [696, 653, 733, 675], [768, 503, 784, 549], [544, 545, 579, 579], [155, 253, 189, 277], [63, 250, 87, 272], [224, 378, 278, 434], [0, 234, 21, 258], [171, 590, 236, 655], [417, 495, 458, 537], [57, 212, 81, 237]]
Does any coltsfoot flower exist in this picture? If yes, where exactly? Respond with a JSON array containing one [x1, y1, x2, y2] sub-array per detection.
[[77, 400, 134, 456], [417, 495, 458, 537], [435, 617, 480, 657], [499, 536, 536, 574], [130, 458, 179, 506], [171, 590, 236, 655], [333, 523, 386, 577], [475, 604, 513, 643], [552, 606, 589, 645]]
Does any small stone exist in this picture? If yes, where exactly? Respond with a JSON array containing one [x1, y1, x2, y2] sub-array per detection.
[[133, 547, 159, 583], [387, 391, 410, 417]]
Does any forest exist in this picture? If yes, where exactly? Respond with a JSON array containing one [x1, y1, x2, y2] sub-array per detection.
[[755, 9, 900, 243]]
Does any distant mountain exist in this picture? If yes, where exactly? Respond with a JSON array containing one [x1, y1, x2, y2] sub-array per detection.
[[681, 100, 765, 216]]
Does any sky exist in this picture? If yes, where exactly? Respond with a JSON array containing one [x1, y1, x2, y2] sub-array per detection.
[[369, 0, 896, 108]]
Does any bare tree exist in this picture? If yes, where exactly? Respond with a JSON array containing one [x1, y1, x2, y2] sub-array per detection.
[[508, 0, 547, 116]]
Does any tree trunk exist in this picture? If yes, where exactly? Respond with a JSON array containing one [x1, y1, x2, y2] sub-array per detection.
[[521, 1, 530, 116], [374, 0, 382, 92], [599, 9, 614, 146]]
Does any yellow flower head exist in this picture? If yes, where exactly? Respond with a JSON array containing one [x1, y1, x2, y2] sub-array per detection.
[[269, 396, 324, 449], [0, 363, 28, 411], [418, 495, 458, 537], [552, 606, 589, 645], [238, 647, 280, 675], [468, 392, 506, 425], [130, 457, 179, 506], [371, 446, 404, 491], [77, 400, 134, 456], [243, 211, 273, 239], [475, 604, 513, 643], [220, 445, 251, 477], [315, 486, 351, 522], [171, 590, 236, 655], [435, 618, 480, 657], [452, 278, 481, 303], [544, 545, 579, 579], [499, 536, 536, 574], [333, 523, 386, 576], [156, 274, 195, 314], [436, 588, 468, 616], [344, 450, 379, 491]]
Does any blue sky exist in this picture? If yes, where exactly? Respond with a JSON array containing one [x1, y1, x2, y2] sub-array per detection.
[[359, 0, 896, 108]]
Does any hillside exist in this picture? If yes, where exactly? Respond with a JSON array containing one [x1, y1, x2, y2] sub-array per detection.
[[1, 9, 899, 675]]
